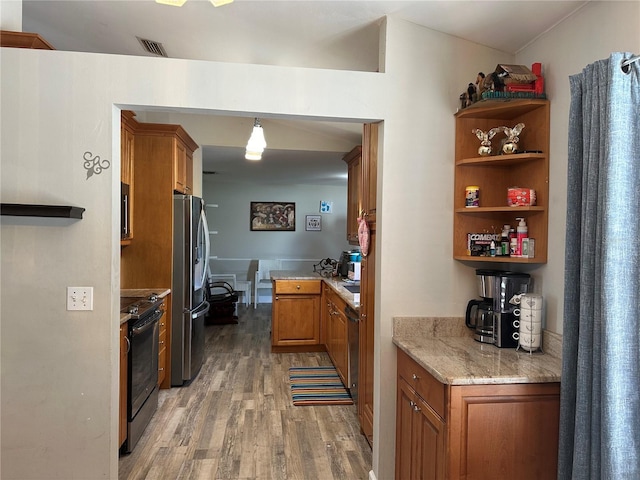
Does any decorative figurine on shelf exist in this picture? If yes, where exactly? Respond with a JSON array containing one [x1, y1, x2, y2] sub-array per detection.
[[472, 127, 504, 156], [501, 123, 525, 154]]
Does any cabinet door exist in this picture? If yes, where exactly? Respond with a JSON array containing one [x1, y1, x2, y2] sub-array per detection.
[[397, 378, 446, 480], [174, 140, 187, 193], [448, 383, 560, 480], [359, 223, 375, 444], [362, 123, 378, 221], [272, 294, 320, 346], [343, 146, 362, 244], [330, 304, 349, 385], [119, 324, 128, 447]]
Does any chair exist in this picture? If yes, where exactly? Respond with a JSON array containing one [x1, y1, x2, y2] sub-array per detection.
[[254, 259, 281, 308]]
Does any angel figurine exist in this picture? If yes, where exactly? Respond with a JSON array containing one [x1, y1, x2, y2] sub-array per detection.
[[501, 123, 525, 154], [472, 127, 504, 156]]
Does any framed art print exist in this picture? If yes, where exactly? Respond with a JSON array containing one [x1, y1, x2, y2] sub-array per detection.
[[250, 202, 295, 231], [305, 215, 321, 231]]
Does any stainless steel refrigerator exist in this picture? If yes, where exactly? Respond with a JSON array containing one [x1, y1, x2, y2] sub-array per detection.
[[171, 195, 210, 386]]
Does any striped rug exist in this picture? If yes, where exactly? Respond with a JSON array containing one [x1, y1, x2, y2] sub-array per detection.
[[289, 366, 353, 406]]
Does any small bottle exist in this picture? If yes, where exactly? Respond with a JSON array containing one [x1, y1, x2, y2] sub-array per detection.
[[501, 225, 510, 256], [490, 240, 496, 257], [516, 217, 528, 257], [510, 237, 518, 256]]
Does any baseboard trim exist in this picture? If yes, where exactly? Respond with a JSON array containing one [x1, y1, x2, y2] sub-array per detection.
[[369, 469, 377, 480]]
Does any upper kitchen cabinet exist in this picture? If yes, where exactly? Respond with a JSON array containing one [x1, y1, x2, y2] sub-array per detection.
[[134, 121, 198, 195], [121, 111, 136, 245], [361, 124, 378, 223], [453, 99, 550, 263], [343, 146, 362, 245]]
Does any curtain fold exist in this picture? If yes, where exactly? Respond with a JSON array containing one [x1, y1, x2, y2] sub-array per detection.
[[559, 52, 640, 479]]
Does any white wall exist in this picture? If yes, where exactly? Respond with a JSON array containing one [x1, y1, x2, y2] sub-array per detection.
[[515, 0, 640, 334], [203, 179, 351, 285]]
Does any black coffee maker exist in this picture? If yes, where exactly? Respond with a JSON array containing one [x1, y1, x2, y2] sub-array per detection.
[[466, 269, 499, 344], [466, 269, 531, 347]]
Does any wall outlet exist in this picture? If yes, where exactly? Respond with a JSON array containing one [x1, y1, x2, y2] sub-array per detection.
[[67, 287, 94, 311]]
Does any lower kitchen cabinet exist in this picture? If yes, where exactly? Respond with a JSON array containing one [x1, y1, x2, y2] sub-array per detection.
[[272, 280, 321, 349], [119, 323, 129, 448], [396, 348, 560, 480], [396, 377, 446, 480], [323, 286, 349, 385], [157, 298, 168, 386]]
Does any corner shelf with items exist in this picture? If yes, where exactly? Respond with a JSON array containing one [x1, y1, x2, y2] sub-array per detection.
[[453, 99, 550, 264]]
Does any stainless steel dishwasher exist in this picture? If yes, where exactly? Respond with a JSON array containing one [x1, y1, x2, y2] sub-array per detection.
[[345, 305, 359, 404]]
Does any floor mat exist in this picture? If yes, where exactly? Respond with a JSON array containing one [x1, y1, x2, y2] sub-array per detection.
[[289, 366, 353, 406]]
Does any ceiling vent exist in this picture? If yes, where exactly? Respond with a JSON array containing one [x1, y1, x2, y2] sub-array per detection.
[[137, 37, 168, 57]]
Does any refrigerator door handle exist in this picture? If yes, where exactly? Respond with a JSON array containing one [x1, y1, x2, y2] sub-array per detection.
[[199, 205, 210, 289], [192, 300, 210, 319]]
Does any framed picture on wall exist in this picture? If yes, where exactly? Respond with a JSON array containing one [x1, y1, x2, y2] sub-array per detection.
[[305, 215, 322, 231], [250, 202, 296, 231]]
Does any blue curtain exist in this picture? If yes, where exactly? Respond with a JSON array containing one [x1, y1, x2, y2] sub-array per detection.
[[559, 52, 640, 479]]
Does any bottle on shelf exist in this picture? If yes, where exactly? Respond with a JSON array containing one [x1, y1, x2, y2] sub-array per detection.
[[516, 217, 528, 257], [501, 225, 511, 256]]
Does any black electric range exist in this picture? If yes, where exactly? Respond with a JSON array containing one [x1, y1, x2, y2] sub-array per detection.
[[120, 293, 163, 320]]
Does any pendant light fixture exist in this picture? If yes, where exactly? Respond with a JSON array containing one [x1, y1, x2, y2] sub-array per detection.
[[245, 118, 267, 161]]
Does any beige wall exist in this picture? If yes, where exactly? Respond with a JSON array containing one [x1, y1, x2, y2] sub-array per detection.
[[516, 0, 640, 335], [2, 3, 639, 479]]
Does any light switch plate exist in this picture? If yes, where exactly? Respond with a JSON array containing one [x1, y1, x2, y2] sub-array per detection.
[[67, 287, 93, 311]]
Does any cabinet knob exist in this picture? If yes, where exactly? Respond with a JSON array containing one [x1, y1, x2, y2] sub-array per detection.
[[296, 285, 301, 289], [410, 401, 421, 412], [159, 340, 164, 345], [159, 367, 164, 372], [412, 373, 420, 381]]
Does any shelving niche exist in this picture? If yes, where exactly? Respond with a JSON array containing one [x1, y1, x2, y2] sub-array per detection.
[[453, 99, 550, 263]]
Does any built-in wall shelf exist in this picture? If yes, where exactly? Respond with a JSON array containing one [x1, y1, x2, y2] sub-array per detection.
[[1, 203, 85, 219]]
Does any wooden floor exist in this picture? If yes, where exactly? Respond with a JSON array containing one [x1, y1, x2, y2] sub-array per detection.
[[119, 305, 372, 480]]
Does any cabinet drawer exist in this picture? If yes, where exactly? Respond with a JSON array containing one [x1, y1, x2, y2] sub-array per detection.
[[275, 280, 321, 295], [397, 349, 445, 419]]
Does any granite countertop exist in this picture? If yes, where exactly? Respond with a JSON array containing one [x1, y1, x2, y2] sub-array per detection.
[[270, 270, 360, 310], [120, 288, 171, 325], [393, 317, 562, 386]]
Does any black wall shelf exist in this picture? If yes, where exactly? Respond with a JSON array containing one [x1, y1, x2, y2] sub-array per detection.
[[1, 203, 85, 219]]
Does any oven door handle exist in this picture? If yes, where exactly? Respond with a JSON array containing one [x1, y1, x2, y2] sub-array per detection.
[[131, 311, 162, 336]]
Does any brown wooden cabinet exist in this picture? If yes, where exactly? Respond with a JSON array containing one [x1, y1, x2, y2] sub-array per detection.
[[343, 146, 362, 245], [157, 297, 169, 386], [173, 140, 194, 194], [119, 323, 129, 448], [272, 280, 322, 349], [323, 286, 349, 385], [358, 123, 378, 446], [121, 111, 136, 245], [396, 348, 560, 480], [0, 30, 55, 49], [453, 99, 550, 263], [120, 119, 198, 389]]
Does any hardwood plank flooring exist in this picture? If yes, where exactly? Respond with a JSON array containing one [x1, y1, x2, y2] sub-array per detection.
[[119, 305, 372, 480]]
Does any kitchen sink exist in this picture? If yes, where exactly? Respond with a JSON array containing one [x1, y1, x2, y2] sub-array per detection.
[[343, 284, 360, 294]]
